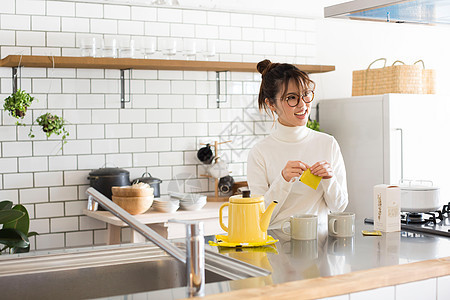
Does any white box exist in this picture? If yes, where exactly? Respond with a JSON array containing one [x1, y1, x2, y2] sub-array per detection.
[[374, 184, 401, 232]]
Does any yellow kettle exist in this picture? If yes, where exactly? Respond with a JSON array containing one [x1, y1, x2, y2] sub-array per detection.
[[219, 190, 278, 243]]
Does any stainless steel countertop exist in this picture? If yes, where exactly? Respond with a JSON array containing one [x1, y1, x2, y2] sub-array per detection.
[[135, 220, 450, 299]]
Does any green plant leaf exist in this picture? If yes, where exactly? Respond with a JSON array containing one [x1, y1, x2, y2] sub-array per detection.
[[0, 228, 29, 249], [3, 205, 30, 235], [0, 210, 24, 225], [27, 231, 39, 238], [12, 244, 30, 254], [0, 200, 13, 211]]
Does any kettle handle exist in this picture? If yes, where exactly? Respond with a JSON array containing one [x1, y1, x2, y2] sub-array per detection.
[[219, 203, 229, 233]]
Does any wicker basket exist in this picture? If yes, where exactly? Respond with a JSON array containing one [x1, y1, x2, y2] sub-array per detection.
[[352, 58, 435, 96]]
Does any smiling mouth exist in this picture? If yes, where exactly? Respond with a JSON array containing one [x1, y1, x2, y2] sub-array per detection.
[[294, 110, 307, 116]]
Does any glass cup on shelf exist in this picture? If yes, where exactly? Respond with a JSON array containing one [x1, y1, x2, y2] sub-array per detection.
[[118, 38, 135, 58], [141, 38, 156, 59], [183, 39, 197, 60], [102, 37, 118, 58], [202, 40, 216, 61], [161, 38, 177, 59], [80, 37, 102, 57]]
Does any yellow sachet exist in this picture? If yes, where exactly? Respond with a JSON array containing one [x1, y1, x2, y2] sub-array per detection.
[[362, 230, 382, 236], [299, 169, 322, 190]]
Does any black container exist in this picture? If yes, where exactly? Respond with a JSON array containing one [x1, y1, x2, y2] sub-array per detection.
[[132, 172, 162, 198], [88, 167, 130, 210]]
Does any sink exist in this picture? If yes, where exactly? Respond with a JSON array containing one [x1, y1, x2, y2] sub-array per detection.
[[0, 243, 270, 299]]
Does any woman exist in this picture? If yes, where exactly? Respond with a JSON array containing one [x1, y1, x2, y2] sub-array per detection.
[[247, 59, 348, 230]]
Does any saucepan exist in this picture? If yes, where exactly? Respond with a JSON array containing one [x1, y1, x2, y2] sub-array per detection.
[[400, 180, 441, 213]]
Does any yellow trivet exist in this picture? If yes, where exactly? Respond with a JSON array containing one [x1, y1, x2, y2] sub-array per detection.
[[299, 168, 322, 190], [208, 234, 278, 248]]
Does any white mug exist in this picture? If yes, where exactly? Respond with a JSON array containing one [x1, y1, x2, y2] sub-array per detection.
[[328, 212, 355, 237], [281, 214, 318, 240]]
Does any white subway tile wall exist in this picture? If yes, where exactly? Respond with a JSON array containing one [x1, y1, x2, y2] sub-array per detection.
[[0, 0, 314, 250]]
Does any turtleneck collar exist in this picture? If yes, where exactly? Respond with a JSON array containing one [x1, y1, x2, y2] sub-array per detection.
[[271, 120, 310, 143]]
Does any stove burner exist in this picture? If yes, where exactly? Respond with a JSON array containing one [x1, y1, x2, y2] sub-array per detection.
[[402, 212, 427, 224]]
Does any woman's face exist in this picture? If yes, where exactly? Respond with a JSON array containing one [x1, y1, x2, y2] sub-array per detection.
[[268, 79, 312, 127]]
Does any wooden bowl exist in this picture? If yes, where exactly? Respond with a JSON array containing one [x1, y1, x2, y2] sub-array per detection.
[[112, 186, 154, 197], [112, 195, 154, 215]]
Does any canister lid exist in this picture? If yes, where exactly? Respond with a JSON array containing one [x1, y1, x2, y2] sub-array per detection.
[[400, 185, 439, 191], [133, 172, 162, 184], [229, 193, 264, 204]]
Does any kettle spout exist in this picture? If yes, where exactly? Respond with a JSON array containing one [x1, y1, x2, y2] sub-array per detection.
[[260, 201, 278, 232]]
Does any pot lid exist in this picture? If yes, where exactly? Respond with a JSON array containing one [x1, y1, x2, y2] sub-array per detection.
[[229, 191, 264, 204], [89, 167, 130, 176], [133, 172, 162, 184], [400, 185, 440, 191]]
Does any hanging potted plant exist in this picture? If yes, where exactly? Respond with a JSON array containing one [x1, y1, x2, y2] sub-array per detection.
[[3, 89, 35, 124], [0, 200, 38, 254], [29, 113, 69, 145]]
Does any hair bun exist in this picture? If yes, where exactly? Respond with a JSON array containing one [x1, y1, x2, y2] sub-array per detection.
[[257, 59, 272, 75]]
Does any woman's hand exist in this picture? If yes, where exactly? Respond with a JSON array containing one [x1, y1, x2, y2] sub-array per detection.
[[282, 160, 310, 182], [310, 160, 333, 179]]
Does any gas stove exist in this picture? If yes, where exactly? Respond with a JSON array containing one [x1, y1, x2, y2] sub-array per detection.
[[365, 202, 450, 238]]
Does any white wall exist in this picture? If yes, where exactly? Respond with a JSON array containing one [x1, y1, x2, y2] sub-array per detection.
[[0, 0, 316, 250], [315, 17, 450, 99]]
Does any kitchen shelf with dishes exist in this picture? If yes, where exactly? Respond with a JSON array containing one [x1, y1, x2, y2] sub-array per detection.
[[0, 55, 335, 108], [0, 55, 335, 73]]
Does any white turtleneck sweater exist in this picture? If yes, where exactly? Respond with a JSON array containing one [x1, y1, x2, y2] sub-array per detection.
[[247, 121, 348, 230]]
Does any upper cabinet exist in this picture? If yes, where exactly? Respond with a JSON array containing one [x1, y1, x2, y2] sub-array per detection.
[[0, 55, 335, 73]]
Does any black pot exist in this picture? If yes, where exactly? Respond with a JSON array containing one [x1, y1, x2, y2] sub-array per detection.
[[88, 167, 130, 210], [132, 172, 162, 198]]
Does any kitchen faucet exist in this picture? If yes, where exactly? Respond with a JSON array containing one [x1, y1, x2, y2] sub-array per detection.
[[86, 187, 205, 297]]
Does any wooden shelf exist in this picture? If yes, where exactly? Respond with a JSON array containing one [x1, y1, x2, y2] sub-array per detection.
[[0, 55, 335, 73]]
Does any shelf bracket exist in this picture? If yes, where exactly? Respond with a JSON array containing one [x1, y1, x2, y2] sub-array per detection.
[[120, 69, 132, 109], [216, 71, 229, 108]]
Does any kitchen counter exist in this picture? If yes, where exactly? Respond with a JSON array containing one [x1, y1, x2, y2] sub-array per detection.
[[1, 220, 449, 299], [138, 220, 450, 299], [83, 201, 227, 243]]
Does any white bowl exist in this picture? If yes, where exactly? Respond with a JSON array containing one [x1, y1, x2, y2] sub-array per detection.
[[169, 192, 207, 203]]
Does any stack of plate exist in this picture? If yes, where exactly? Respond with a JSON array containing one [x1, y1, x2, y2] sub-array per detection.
[[169, 192, 207, 211], [152, 196, 179, 213]]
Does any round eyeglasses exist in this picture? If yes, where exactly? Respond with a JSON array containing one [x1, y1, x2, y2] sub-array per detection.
[[283, 91, 315, 107]]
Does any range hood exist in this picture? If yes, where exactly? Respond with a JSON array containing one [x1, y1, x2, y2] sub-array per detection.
[[324, 0, 450, 25]]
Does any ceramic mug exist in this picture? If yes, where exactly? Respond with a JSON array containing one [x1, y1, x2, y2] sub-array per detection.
[[328, 212, 355, 237], [218, 175, 234, 194], [197, 144, 214, 164], [281, 214, 318, 240], [208, 159, 229, 178]]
